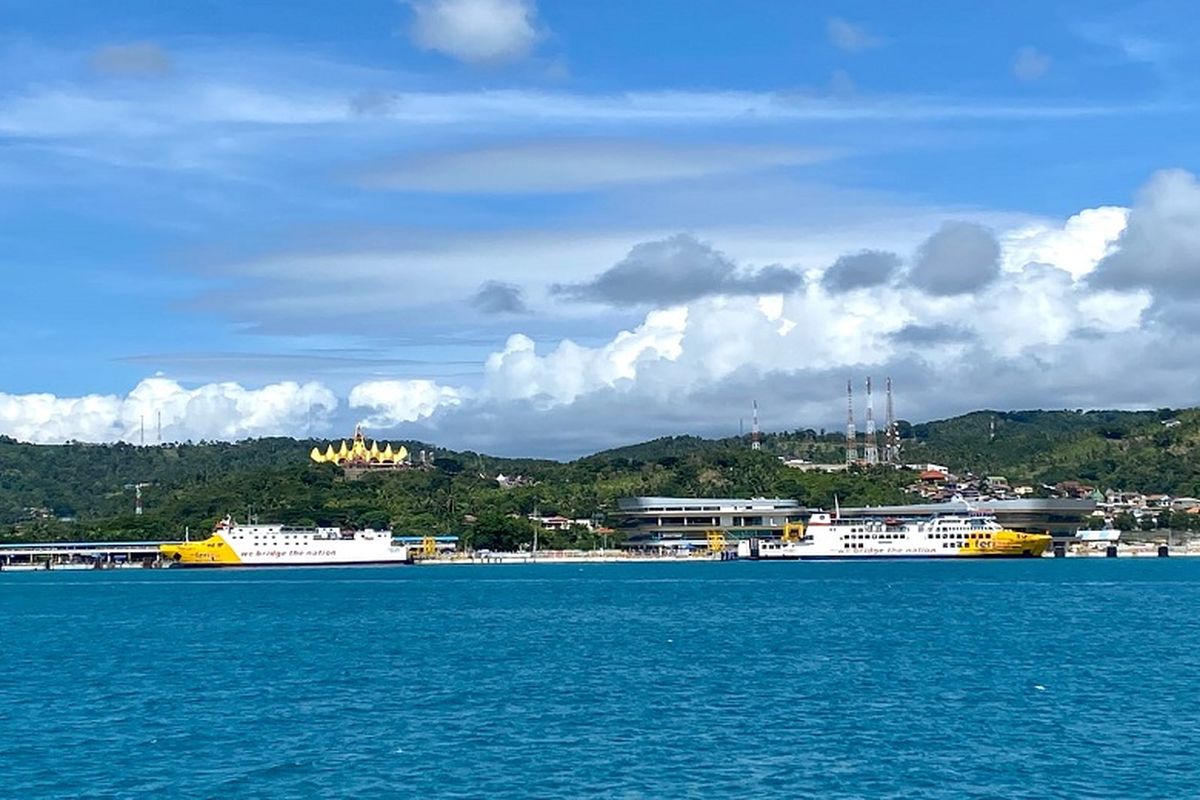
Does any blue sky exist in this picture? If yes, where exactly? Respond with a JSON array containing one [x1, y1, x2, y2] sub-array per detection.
[[2, 0, 1199, 455]]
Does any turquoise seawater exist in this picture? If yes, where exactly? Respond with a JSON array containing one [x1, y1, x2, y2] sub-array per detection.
[[2, 560, 1199, 798]]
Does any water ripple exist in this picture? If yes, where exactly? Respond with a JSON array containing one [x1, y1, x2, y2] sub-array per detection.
[[2, 560, 1199, 797]]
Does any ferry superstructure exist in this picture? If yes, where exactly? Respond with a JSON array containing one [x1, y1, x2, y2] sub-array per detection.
[[737, 512, 1051, 560], [160, 517, 410, 567]]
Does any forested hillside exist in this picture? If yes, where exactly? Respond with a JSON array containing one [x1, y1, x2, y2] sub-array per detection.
[[4, 405, 1199, 545], [0, 436, 908, 546]]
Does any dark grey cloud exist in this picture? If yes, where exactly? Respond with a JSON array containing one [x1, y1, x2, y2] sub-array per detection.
[[890, 323, 977, 345], [90, 42, 173, 75], [822, 249, 901, 293], [892, 323, 974, 345], [552, 233, 804, 307], [909, 221, 1001, 295], [471, 281, 528, 314], [1089, 169, 1200, 300]]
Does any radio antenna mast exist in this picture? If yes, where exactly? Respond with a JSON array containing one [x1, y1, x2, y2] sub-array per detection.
[[751, 400, 761, 451], [845, 380, 857, 465], [864, 378, 878, 465]]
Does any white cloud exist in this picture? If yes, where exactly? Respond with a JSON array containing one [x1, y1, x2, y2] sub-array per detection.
[[349, 379, 463, 426], [0, 378, 337, 444], [0, 81, 1153, 145], [1001, 206, 1128, 279], [1012, 46, 1051, 81], [482, 308, 688, 404], [408, 0, 541, 64], [828, 18, 885, 52], [358, 141, 836, 193]]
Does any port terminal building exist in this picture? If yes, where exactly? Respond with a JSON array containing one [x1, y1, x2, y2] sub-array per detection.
[[614, 497, 804, 551]]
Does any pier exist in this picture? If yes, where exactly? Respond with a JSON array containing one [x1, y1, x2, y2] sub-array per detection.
[[0, 541, 167, 570]]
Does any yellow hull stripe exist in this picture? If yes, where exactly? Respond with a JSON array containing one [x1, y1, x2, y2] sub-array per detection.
[[160, 534, 242, 565]]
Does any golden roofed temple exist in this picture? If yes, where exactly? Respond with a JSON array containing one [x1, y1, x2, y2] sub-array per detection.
[[310, 425, 409, 468]]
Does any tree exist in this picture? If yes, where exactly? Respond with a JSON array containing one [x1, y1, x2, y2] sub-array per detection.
[[466, 511, 534, 551]]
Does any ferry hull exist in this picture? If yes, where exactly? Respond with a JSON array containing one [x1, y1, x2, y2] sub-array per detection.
[[160, 526, 411, 568], [168, 559, 410, 569], [738, 514, 1052, 561], [745, 552, 1047, 561]]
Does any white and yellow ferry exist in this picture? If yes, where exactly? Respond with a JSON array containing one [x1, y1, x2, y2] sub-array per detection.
[[160, 517, 410, 567], [737, 512, 1052, 560]]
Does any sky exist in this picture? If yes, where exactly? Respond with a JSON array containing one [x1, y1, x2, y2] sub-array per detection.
[[1, 0, 1199, 457]]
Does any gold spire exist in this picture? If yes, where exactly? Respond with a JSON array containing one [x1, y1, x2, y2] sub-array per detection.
[[310, 427, 407, 468]]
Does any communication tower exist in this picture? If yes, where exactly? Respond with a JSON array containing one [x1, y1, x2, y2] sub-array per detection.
[[884, 377, 899, 464], [864, 378, 878, 465], [845, 380, 857, 465], [134, 482, 150, 515], [751, 400, 762, 451]]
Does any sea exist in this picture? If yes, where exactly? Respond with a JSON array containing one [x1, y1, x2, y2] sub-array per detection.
[[2, 559, 1198, 799]]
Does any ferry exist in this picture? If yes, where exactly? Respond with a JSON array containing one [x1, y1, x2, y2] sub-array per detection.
[[160, 517, 410, 567], [737, 512, 1052, 560]]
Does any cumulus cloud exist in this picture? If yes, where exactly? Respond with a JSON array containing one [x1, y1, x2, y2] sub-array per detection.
[[908, 221, 1001, 295], [470, 280, 527, 314], [408, 0, 541, 64], [1002, 206, 1128, 279], [405, 256, 1170, 456], [1089, 168, 1200, 298], [90, 42, 173, 75], [0, 378, 336, 444], [482, 308, 688, 404], [828, 18, 884, 52], [552, 234, 804, 307], [8, 182, 1175, 458], [821, 250, 901, 293], [1012, 46, 1051, 81], [349, 379, 463, 426]]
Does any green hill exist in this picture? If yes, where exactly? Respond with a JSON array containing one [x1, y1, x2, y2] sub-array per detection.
[[904, 409, 1200, 493], [4, 405, 1200, 545]]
